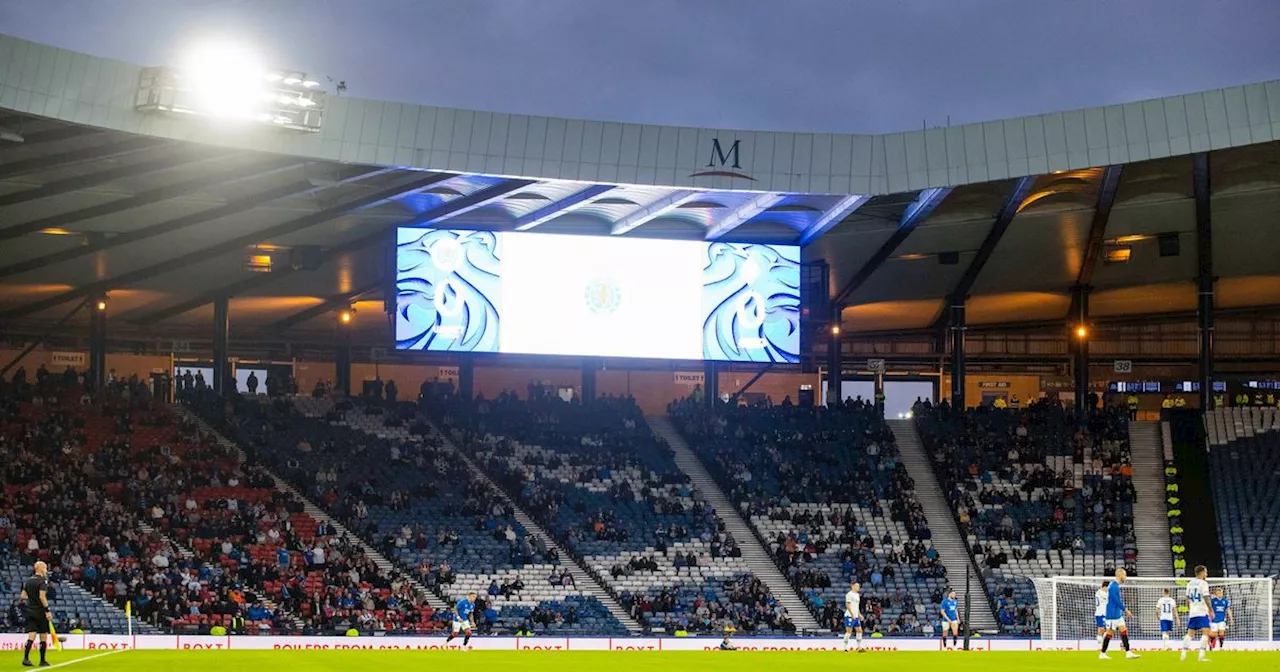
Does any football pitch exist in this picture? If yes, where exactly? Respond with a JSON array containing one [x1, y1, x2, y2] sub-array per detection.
[[27, 649, 1271, 671]]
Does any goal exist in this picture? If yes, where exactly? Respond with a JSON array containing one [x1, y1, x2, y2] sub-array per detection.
[[1032, 576, 1274, 641]]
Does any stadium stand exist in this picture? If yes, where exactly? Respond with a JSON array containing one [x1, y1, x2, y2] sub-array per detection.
[[913, 399, 1136, 634], [4, 365, 480, 636], [1, 26, 1280, 653], [1203, 406, 1280, 637], [428, 390, 792, 635], [668, 397, 949, 636], [196, 390, 626, 635], [0, 367, 281, 634]]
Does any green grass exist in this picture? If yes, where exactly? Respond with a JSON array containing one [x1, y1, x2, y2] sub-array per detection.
[[33, 649, 1271, 671]]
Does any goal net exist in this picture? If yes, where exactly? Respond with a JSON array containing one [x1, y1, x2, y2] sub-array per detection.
[[1032, 576, 1274, 641]]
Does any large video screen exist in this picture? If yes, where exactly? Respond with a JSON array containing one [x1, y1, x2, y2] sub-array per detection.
[[394, 228, 800, 362]]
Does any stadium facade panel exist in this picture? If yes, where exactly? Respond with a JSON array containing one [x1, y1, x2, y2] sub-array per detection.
[[1, 33, 1277, 198]]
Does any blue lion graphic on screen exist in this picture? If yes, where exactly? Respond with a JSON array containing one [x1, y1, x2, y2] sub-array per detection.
[[396, 229, 501, 352], [701, 243, 801, 363]]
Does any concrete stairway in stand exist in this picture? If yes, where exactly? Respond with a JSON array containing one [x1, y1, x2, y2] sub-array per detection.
[[1128, 420, 1174, 577], [424, 422, 646, 634], [173, 404, 448, 611], [887, 418, 999, 632], [135, 521, 194, 562], [645, 415, 822, 633]]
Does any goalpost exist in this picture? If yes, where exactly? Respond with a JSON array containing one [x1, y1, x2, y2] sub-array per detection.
[[1032, 576, 1274, 642]]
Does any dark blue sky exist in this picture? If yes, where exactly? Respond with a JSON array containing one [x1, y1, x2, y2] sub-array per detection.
[[2, 0, 1278, 133]]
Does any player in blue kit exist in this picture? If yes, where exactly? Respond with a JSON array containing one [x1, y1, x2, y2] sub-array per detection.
[[445, 590, 477, 648], [939, 589, 960, 650], [1099, 568, 1139, 660], [1209, 586, 1232, 650]]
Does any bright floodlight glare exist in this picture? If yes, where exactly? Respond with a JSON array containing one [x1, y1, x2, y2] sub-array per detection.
[[181, 40, 269, 120]]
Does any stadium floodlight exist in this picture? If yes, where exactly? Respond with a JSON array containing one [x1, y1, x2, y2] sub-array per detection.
[[135, 39, 325, 133], [181, 40, 268, 120], [1032, 576, 1274, 642]]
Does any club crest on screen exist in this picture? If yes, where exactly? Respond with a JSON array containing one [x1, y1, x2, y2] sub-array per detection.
[[431, 237, 464, 273], [584, 277, 622, 316]]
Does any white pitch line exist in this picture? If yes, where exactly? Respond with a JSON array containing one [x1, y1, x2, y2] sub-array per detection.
[[43, 649, 129, 669]]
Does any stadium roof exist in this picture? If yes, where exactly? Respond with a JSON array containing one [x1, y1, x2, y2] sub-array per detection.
[[1, 33, 1278, 342]]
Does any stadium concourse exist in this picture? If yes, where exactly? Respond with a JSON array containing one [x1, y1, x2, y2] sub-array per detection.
[[2, 31, 1280, 655]]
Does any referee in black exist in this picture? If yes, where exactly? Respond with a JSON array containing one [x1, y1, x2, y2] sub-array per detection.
[[20, 561, 53, 667]]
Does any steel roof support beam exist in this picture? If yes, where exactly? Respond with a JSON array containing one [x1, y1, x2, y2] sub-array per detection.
[[0, 137, 167, 180], [0, 172, 453, 323], [402, 178, 538, 227], [125, 178, 533, 324], [0, 156, 303, 245], [10, 124, 102, 146], [0, 148, 228, 209], [513, 184, 616, 231], [212, 296, 230, 395], [267, 280, 384, 331], [798, 194, 871, 246], [938, 177, 1033, 408], [704, 192, 787, 240], [831, 187, 951, 307], [948, 301, 967, 408], [0, 167, 353, 279], [945, 176, 1037, 306], [1071, 165, 1124, 303], [1072, 285, 1090, 422], [610, 190, 701, 235], [1194, 151, 1215, 411]]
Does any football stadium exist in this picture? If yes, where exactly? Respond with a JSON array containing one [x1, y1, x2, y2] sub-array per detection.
[[1, 14, 1279, 672]]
